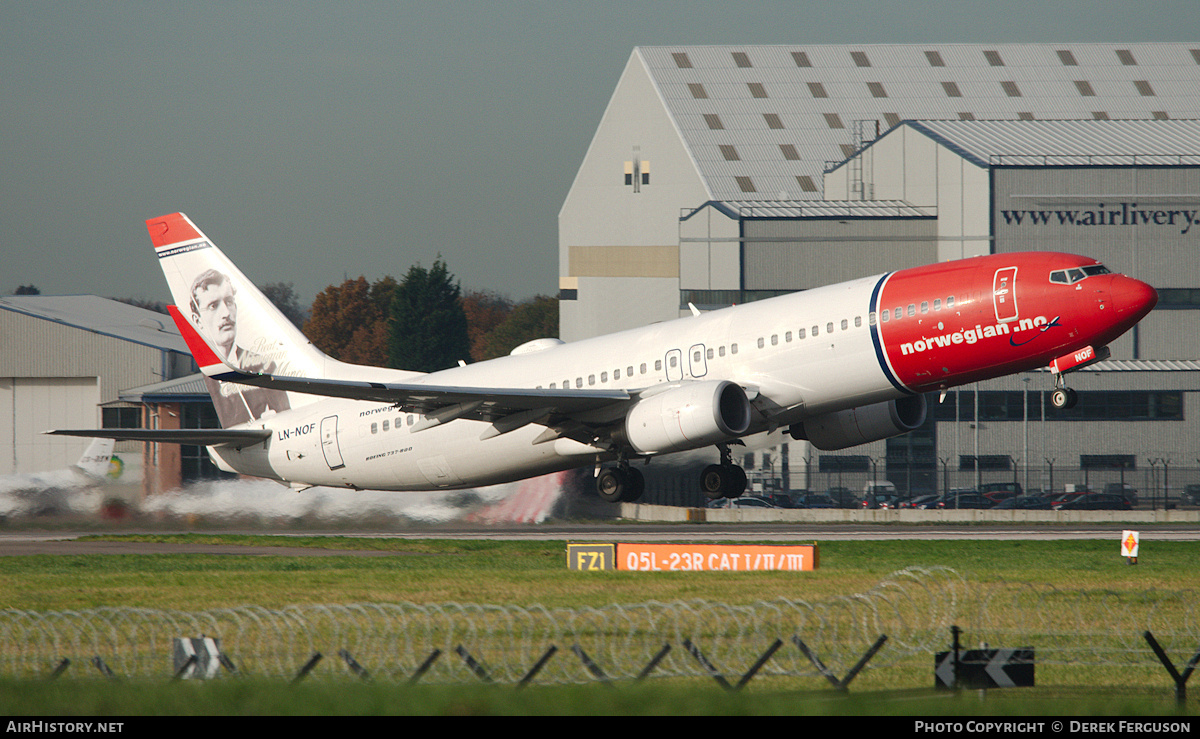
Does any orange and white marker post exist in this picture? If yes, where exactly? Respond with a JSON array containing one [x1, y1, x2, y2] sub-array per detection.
[[1121, 530, 1140, 565]]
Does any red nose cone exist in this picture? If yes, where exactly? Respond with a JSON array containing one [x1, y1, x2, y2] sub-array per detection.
[[1116, 276, 1158, 320]]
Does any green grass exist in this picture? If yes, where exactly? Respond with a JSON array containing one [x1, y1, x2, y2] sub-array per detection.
[[3, 535, 1195, 611], [2, 535, 1198, 715]]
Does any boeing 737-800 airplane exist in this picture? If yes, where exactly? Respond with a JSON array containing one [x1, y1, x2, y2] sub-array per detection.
[[51, 213, 1157, 503]]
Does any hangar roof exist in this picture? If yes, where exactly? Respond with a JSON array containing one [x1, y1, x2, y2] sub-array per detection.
[[0, 295, 188, 354], [899, 119, 1200, 168], [636, 43, 1200, 200]]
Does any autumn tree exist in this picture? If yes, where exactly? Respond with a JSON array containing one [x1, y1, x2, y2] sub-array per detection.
[[304, 276, 396, 366], [461, 289, 513, 362], [387, 259, 471, 372], [476, 295, 558, 360], [259, 282, 308, 328]]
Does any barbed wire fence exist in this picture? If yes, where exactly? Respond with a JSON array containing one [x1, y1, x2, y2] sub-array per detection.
[[2, 566, 1197, 691]]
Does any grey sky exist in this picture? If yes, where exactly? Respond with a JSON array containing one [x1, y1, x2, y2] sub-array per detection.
[[3, 1, 1196, 307]]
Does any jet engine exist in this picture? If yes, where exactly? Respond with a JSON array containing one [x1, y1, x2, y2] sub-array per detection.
[[790, 395, 927, 451], [617, 380, 752, 455]]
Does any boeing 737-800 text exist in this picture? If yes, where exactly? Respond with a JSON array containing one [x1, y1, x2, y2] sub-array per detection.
[[50, 213, 1157, 502]]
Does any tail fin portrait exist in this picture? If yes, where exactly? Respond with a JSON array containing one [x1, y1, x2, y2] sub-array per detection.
[[147, 213, 328, 427]]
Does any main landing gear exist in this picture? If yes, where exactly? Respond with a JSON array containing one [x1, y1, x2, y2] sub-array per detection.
[[700, 444, 747, 500], [596, 463, 645, 503]]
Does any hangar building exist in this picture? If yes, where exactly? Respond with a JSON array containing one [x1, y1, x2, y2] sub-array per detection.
[[0, 295, 216, 499], [559, 43, 1200, 498]]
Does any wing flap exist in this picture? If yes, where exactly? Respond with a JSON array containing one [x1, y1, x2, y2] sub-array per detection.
[[46, 428, 272, 448]]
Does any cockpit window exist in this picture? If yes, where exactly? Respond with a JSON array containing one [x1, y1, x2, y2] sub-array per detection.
[[1049, 264, 1111, 285]]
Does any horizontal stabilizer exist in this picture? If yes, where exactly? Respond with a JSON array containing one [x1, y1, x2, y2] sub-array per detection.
[[45, 428, 272, 448]]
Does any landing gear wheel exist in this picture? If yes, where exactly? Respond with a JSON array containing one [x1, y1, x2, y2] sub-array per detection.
[[700, 464, 747, 499], [1050, 387, 1078, 409], [596, 466, 646, 503]]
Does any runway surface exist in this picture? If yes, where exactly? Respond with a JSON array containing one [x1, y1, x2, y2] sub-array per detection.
[[2, 523, 1198, 556]]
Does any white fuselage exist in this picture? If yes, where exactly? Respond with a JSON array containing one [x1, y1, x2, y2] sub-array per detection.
[[212, 276, 895, 490]]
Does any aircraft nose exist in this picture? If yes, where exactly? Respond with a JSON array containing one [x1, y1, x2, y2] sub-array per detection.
[[1111, 275, 1158, 319]]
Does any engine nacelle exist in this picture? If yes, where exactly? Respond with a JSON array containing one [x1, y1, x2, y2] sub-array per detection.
[[792, 395, 927, 451], [618, 380, 751, 455]]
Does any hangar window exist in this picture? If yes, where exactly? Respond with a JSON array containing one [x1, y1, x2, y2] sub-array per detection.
[[719, 144, 740, 161], [1001, 81, 1022, 97], [1074, 80, 1096, 96], [866, 82, 887, 98], [796, 175, 819, 192], [1092, 111, 1110, 120], [1134, 80, 1156, 96], [732, 51, 752, 68], [1192, 49, 1200, 65], [941, 81, 962, 98], [1116, 49, 1137, 66], [984, 50, 1004, 66], [884, 113, 901, 127], [823, 113, 844, 129], [1157, 288, 1200, 309], [780, 144, 800, 160], [1057, 49, 1078, 66], [103, 407, 141, 429], [735, 176, 757, 193], [703, 114, 724, 130], [764, 113, 784, 129], [807, 82, 828, 98], [1153, 111, 1170, 120], [747, 82, 768, 98], [850, 50, 871, 67], [792, 51, 812, 68], [1018, 112, 1034, 120], [840, 144, 857, 158], [672, 52, 692, 69], [958, 112, 976, 120], [688, 83, 708, 99], [924, 50, 945, 67]]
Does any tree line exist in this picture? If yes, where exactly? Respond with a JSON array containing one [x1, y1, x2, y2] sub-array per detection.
[[302, 259, 557, 371], [12, 258, 557, 373]]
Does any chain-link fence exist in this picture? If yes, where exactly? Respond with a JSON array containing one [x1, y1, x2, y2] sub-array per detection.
[[3, 567, 1197, 690]]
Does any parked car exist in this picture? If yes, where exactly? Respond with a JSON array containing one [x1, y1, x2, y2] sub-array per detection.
[[1054, 493, 1133, 511], [861, 493, 904, 509], [1182, 484, 1200, 506], [707, 496, 777, 509], [761, 493, 798, 509], [993, 494, 1053, 510], [928, 492, 996, 509], [901, 494, 942, 509], [979, 482, 1023, 501], [1103, 483, 1139, 506], [825, 487, 858, 508], [1049, 492, 1088, 508], [794, 493, 836, 509]]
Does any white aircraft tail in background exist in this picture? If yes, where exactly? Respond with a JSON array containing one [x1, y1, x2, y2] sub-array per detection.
[[0, 438, 120, 517]]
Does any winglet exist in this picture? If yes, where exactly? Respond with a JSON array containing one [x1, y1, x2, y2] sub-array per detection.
[[146, 212, 204, 250]]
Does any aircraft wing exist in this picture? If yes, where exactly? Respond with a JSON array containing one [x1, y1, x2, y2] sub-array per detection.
[[215, 369, 632, 419], [45, 428, 272, 448]]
